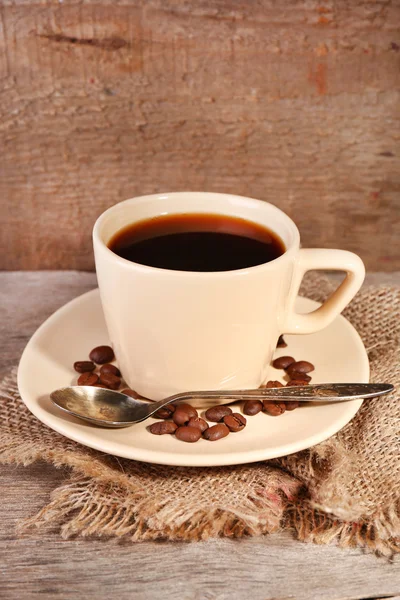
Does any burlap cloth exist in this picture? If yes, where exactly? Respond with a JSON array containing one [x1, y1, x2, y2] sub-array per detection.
[[1, 275, 399, 556]]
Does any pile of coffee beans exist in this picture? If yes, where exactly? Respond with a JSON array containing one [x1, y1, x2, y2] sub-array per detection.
[[72, 335, 316, 444], [249, 350, 315, 417], [148, 402, 245, 443], [73, 345, 142, 398], [271, 355, 314, 387]]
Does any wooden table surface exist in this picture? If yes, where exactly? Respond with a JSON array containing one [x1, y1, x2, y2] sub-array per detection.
[[1, 271, 400, 600]]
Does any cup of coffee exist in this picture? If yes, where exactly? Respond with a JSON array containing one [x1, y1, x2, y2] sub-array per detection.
[[93, 192, 365, 401]]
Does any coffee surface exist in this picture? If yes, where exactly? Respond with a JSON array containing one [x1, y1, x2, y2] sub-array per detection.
[[108, 213, 285, 272]]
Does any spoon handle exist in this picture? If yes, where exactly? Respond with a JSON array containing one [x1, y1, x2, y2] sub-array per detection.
[[160, 383, 394, 407]]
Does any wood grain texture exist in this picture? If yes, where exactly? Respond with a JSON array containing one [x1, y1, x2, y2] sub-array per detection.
[[1, 271, 400, 600], [0, 1, 399, 271]]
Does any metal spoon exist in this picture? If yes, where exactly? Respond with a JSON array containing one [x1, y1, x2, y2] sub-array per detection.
[[50, 383, 394, 428]]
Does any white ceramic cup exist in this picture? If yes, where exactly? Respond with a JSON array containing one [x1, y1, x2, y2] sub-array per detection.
[[93, 192, 365, 401]]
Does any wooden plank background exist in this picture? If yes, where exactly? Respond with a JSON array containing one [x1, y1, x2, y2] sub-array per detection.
[[0, 0, 399, 271]]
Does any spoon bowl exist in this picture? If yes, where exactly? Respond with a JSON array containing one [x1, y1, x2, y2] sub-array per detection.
[[50, 387, 153, 428]]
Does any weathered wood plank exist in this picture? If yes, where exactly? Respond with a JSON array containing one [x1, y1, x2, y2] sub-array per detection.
[[1, 271, 400, 600], [0, 1, 399, 271]]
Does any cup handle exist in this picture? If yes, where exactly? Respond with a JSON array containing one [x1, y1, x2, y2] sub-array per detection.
[[284, 249, 365, 334]]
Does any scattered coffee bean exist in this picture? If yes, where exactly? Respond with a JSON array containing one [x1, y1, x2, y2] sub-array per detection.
[[148, 421, 178, 435], [203, 423, 230, 441], [173, 404, 198, 426], [187, 417, 209, 433], [265, 380, 284, 388], [100, 363, 121, 377], [272, 356, 295, 370], [223, 413, 247, 432], [243, 400, 263, 416], [74, 361, 96, 373], [92, 384, 108, 389], [175, 426, 202, 443], [153, 404, 176, 419], [99, 372, 121, 390], [287, 371, 311, 383], [285, 401, 300, 411], [286, 360, 314, 374], [262, 400, 286, 416], [277, 335, 287, 348], [89, 345, 115, 364], [286, 379, 310, 387], [204, 405, 233, 422], [77, 372, 99, 386]]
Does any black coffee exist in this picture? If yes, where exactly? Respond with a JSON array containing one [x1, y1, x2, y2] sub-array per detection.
[[108, 213, 285, 272]]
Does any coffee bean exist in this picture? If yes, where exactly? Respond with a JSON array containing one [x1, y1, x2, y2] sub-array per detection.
[[153, 404, 176, 419], [187, 417, 209, 433], [173, 404, 198, 426], [77, 372, 99, 386], [74, 361, 96, 373], [265, 380, 284, 388], [175, 426, 202, 443], [223, 413, 247, 432], [243, 400, 263, 416], [121, 388, 147, 400], [285, 401, 300, 411], [92, 384, 108, 389], [100, 363, 121, 377], [286, 360, 314, 373], [287, 371, 311, 382], [262, 400, 286, 416], [272, 356, 295, 370], [203, 423, 230, 441], [286, 379, 310, 387], [89, 345, 115, 364], [204, 405, 232, 422], [99, 372, 121, 390], [277, 335, 287, 348], [148, 421, 178, 435]]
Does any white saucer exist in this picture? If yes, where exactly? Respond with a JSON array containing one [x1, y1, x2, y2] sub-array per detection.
[[18, 290, 369, 467]]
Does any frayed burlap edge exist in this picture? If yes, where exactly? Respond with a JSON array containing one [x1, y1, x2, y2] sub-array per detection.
[[16, 470, 400, 557], [18, 473, 293, 542], [286, 500, 400, 557]]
